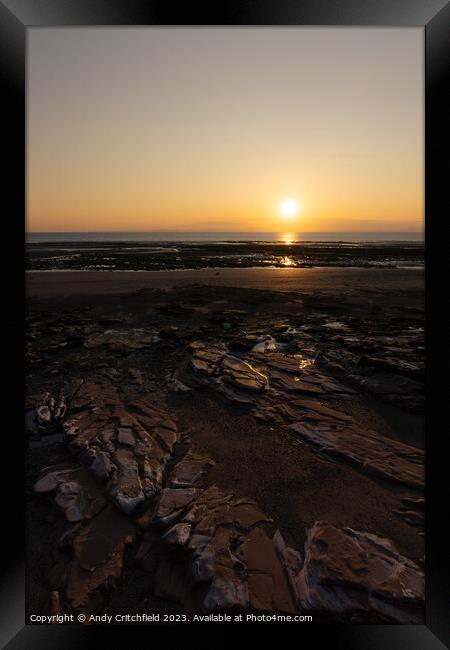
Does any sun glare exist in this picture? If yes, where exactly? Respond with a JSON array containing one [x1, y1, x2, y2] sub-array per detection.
[[280, 198, 300, 220], [281, 232, 297, 246]]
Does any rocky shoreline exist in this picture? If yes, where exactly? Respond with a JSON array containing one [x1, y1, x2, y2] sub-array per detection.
[[26, 271, 425, 623], [26, 240, 424, 271]]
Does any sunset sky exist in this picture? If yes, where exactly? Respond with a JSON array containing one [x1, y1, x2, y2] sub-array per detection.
[[27, 28, 423, 234]]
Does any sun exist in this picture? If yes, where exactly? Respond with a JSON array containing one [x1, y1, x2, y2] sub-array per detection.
[[279, 198, 300, 219]]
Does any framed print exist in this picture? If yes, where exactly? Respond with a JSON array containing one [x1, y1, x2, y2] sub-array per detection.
[[1, 1, 448, 648]]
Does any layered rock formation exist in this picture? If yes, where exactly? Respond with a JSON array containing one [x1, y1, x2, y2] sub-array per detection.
[[34, 463, 134, 612], [62, 380, 180, 512], [295, 521, 424, 623], [27, 281, 425, 623], [179, 344, 424, 490]]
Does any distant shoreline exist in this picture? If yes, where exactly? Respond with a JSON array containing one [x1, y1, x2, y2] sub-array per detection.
[[26, 238, 424, 272], [26, 231, 424, 244]]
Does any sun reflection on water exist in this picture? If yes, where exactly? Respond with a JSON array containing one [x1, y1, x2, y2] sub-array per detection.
[[281, 232, 299, 246], [281, 256, 294, 266]]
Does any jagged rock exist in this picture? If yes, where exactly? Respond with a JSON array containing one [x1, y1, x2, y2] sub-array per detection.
[[112, 448, 146, 513], [34, 465, 106, 522], [27, 282, 424, 622], [222, 356, 268, 391], [152, 484, 297, 613], [155, 487, 201, 526], [251, 337, 279, 353], [187, 343, 268, 393], [289, 421, 424, 489], [63, 381, 180, 512], [27, 393, 66, 435], [165, 371, 192, 393], [90, 450, 112, 481], [240, 526, 296, 613], [34, 466, 78, 493], [295, 521, 424, 623], [170, 451, 215, 488], [273, 530, 303, 607], [72, 505, 134, 571], [35, 466, 134, 613], [162, 522, 192, 546], [281, 398, 354, 424]]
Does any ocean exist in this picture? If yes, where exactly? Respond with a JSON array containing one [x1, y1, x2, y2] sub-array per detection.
[[27, 231, 424, 243]]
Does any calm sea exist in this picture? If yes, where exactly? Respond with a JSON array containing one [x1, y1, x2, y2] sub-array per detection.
[[27, 231, 424, 243]]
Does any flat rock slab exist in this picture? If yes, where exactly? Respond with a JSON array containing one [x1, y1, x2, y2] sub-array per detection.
[[289, 421, 424, 489], [186, 343, 268, 393], [65, 504, 134, 610], [84, 328, 158, 352], [295, 521, 424, 623], [170, 451, 215, 488], [35, 466, 134, 612]]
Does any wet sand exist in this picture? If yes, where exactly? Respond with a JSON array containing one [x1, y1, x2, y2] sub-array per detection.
[[27, 266, 423, 299]]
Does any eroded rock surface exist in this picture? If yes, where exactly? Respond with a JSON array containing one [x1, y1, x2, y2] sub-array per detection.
[[84, 328, 159, 352], [181, 344, 424, 490], [26, 392, 66, 436], [34, 464, 134, 613], [63, 381, 180, 512], [143, 484, 299, 614], [295, 521, 424, 623], [289, 422, 424, 489], [27, 280, 425, 622], [35, 465, 106, 522], [185, 342, 268, 393]]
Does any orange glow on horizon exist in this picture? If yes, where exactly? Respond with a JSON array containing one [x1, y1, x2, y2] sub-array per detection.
[[27, 28, 424, 234]]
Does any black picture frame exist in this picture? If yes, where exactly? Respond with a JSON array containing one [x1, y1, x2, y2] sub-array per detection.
[[1, 1, 448, 648]]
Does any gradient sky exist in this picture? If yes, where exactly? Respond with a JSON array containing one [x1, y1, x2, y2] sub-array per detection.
[[27, 28, 424, 233]]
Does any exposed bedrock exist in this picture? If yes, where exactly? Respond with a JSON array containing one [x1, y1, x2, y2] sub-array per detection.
[[34, 463, 134, 613], [141, 484, 300, 614], [33, 397, 424, 621], [180, 344, 424, 490], [62, 380, 180, 512], [26, 392, 66, 436], [289, 422, 424, 489], [137, 483, 424, 621], [295, 521, 424, 623], [183, 342, 268, 394]]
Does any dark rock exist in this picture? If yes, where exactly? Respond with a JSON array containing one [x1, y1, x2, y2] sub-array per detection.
[[296, 521, 424, 623], [63, 381, 180, 512], [289, 421, 424, 489], [34, 465, 106, 522], [152, 484, 298, 613], [170, 450, 215, 488]]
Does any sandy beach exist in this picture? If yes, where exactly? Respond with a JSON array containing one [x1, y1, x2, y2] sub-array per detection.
[[27, 266, 424, 299], [26, 266, 425, 622]]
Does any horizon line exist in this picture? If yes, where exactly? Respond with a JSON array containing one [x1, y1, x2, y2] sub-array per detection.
[[27, 229, 424, 234]]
